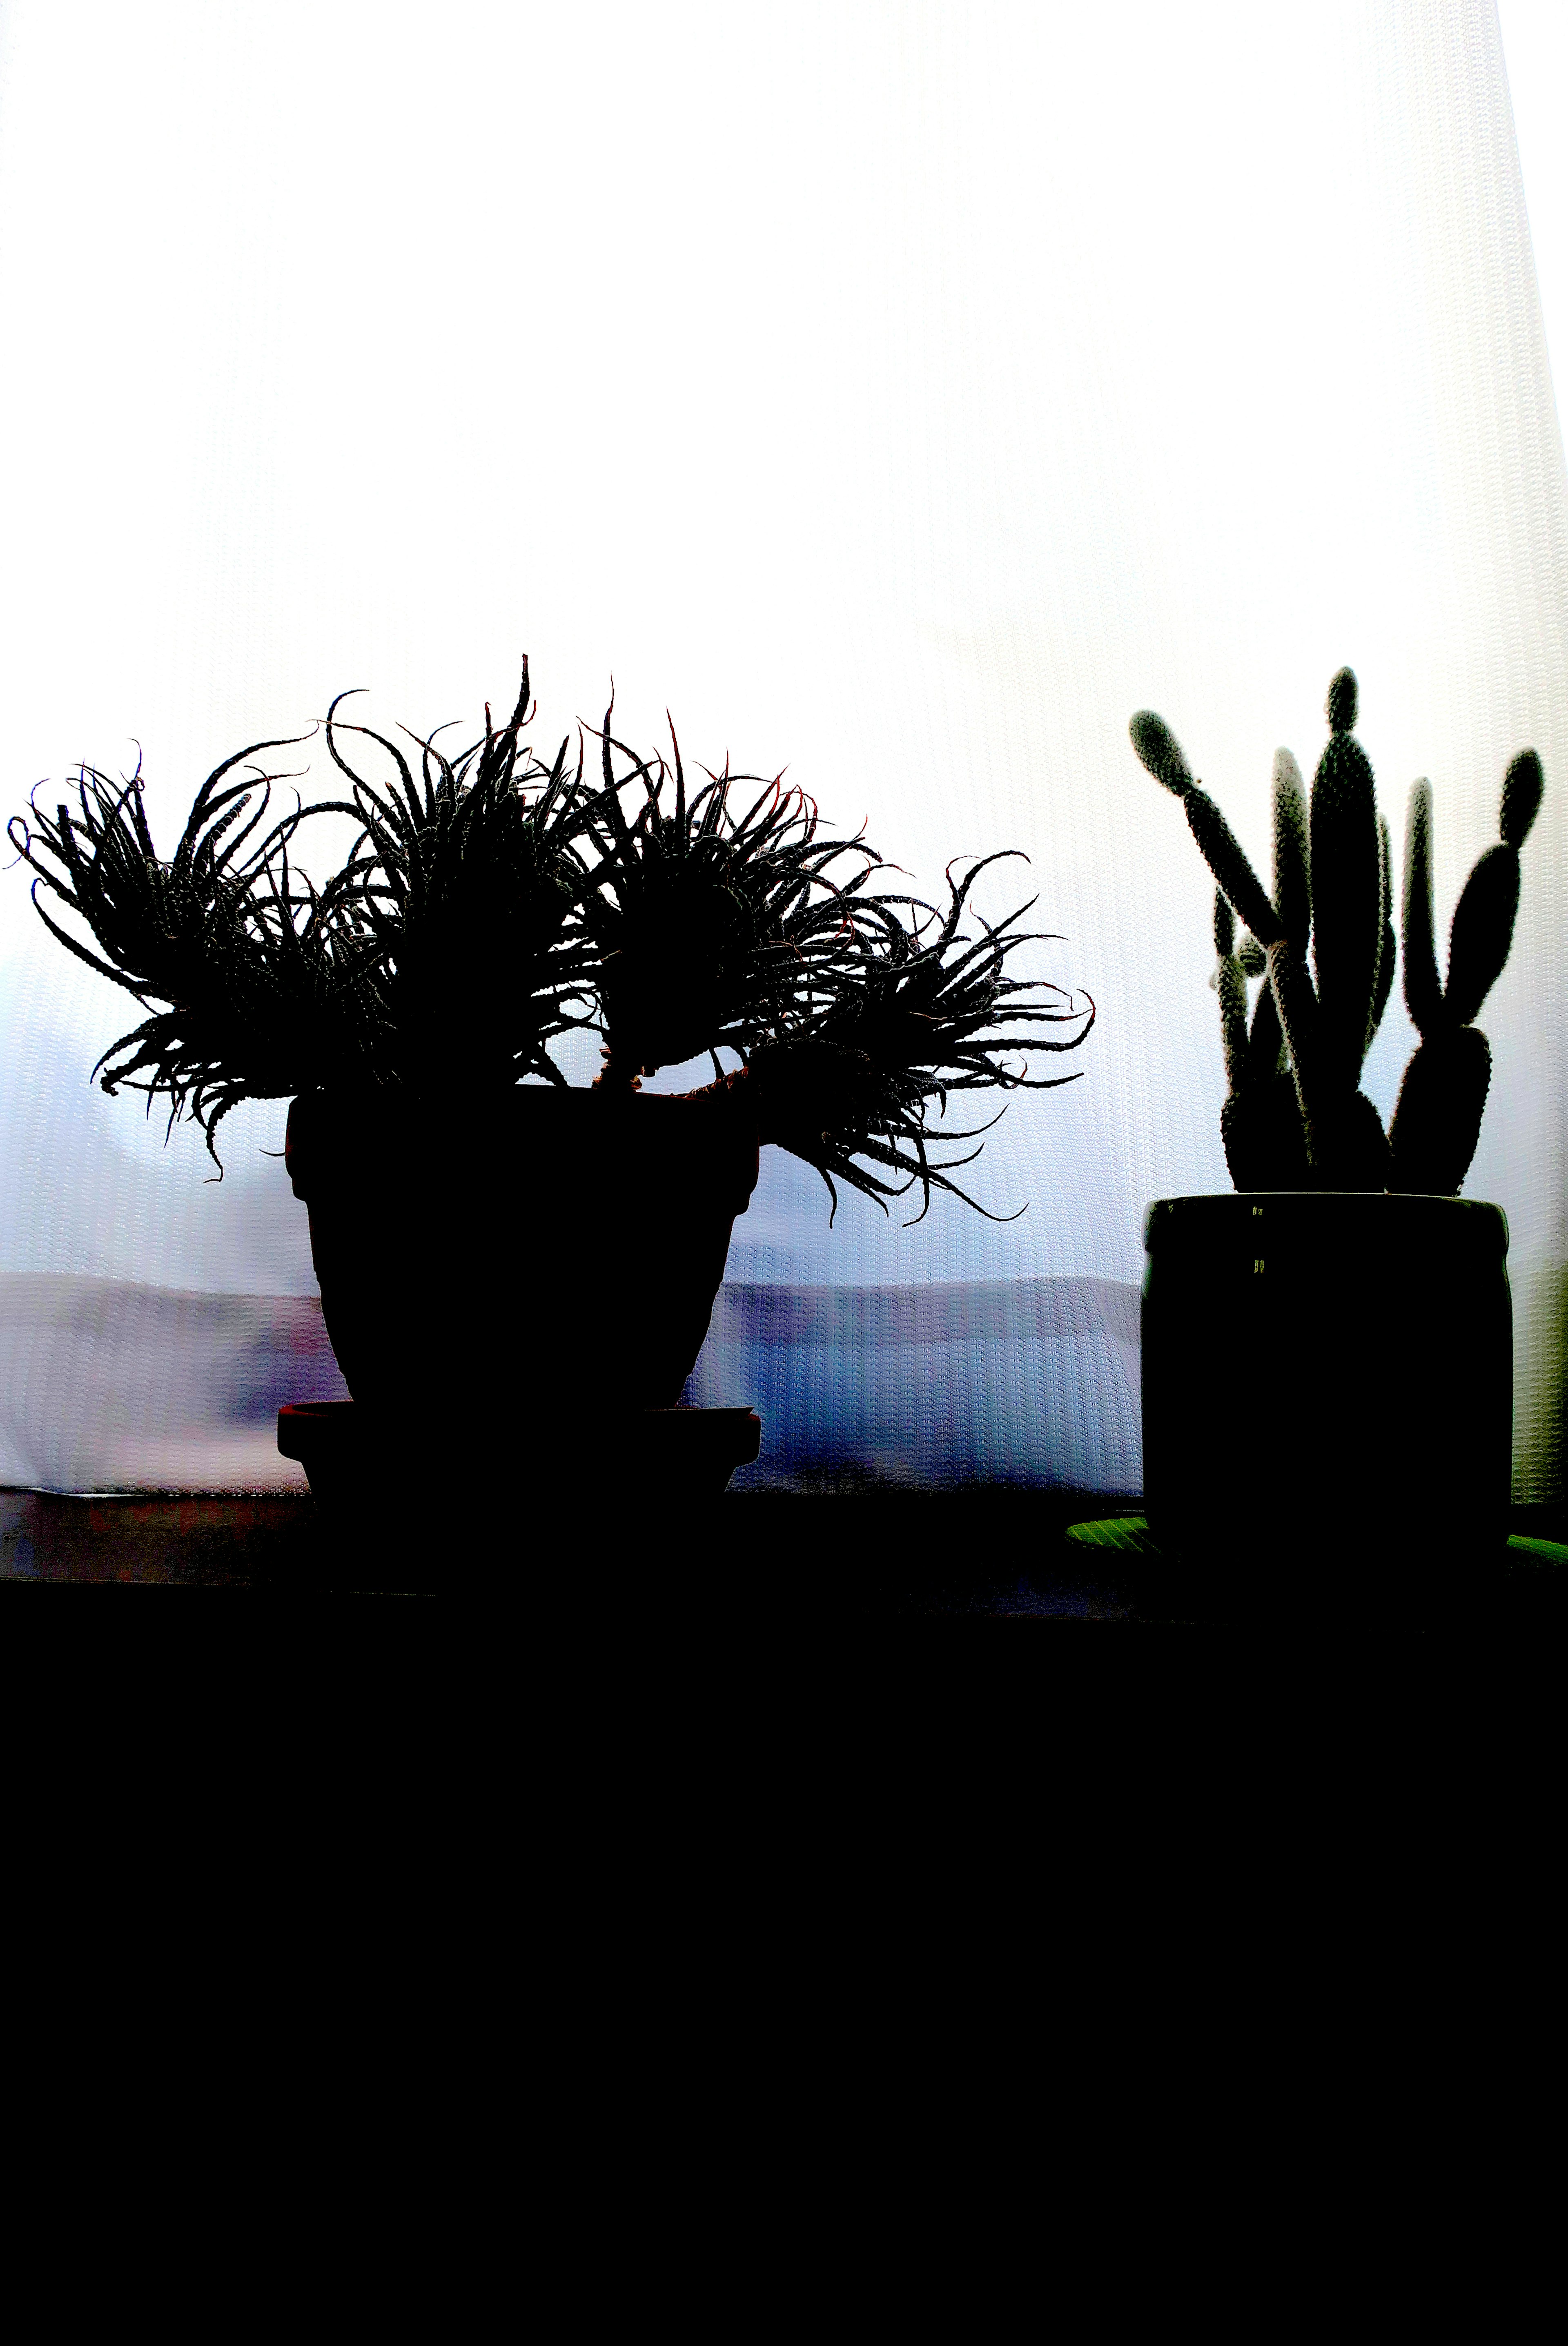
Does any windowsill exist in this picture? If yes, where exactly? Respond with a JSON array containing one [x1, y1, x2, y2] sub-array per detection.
[[2, 1486, 1566, 1623]]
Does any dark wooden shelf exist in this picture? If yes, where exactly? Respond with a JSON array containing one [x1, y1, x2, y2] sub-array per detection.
[[3, 1484, 1566, 1625]]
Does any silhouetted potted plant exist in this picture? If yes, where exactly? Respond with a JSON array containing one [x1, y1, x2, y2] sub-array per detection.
[[12, 661, 1094, 1504], [1128, 666, 1543, 1577]]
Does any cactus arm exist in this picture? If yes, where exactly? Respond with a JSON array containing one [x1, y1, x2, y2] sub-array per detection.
[[1129, 711, 1195, 797], [1217, 956, 1249, 1093], [1213, 889, 1234, 958], [1371, 921, 1396, 1045], [1367, 812, 1396, 1052], [1388, 1027, 1492, 1195], [1339, 1092, 1393, 1190], [1183, 788, 1281, 945], [1444, 843, 1521, 1027], [1401, 778, 1443, 1038], [1309, 671, 1381, 1090], [1211, 889, 1249, 1093], [1221, 1069, 1310, 1189], [1327, 668, 1359, 731], [1130, 711, 1281, 942], [1272, 749, 1311, 955], [1245, 966, 1285, 1084], [1392, 750, 1540, 1188], [1267, 938, 1326, 1159], [1501, 749, 1544, 849]]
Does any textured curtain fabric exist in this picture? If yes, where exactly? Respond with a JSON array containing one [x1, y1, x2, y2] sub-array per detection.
[[0, 2, 1563, 1493]]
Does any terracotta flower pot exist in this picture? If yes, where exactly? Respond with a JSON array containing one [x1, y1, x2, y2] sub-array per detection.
[[1141, 1192, 1512, 1572], [284, 1075, 760, 1433]]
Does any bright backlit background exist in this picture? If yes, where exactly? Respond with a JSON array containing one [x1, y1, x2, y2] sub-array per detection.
[[1, 1, 1565, 1491]]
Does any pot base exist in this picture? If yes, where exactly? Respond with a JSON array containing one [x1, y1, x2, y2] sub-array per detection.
[[278, 1399, 762, 1511]]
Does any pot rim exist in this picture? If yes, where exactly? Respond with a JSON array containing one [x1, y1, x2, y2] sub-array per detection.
[[1143, 1188, 1509, 1257], [284, 1069, 761, 1204]]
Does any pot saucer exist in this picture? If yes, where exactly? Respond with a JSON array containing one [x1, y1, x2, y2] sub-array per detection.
[[278, 1398, 762, 1508]]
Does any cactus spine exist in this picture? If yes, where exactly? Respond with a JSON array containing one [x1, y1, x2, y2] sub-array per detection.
[[1129, 673, 1544, 1195]]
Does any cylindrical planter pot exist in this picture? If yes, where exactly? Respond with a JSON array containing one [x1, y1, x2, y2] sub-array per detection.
[[1142, 1193, 1512, 1572], [284, 1076, 760, 1450]]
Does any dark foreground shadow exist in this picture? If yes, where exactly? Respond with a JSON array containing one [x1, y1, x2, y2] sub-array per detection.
[[4, 1485, 1567, 1634]]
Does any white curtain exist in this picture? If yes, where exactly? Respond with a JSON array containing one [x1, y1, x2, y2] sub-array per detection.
[[1, 1, 1564, 1493]]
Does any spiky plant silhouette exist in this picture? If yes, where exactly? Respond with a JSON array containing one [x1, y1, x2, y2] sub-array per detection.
[[320, 659, 604, 1099], [12, 662, 1095, 1211], [578, 691, 886, 1090], [748, 853, 1095, 1220], [9, 736, 380, 1162]]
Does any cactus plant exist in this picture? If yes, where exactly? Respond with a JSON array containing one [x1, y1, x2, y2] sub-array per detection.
[[1129, 668, 1543, 1195]]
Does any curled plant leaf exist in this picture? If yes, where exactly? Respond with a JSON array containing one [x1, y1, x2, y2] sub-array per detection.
[[7, 737, 378, 1165], [324, 663, 603, 1097], [748, 854, 1094, 1223], [578, 699, 878, 1087]]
